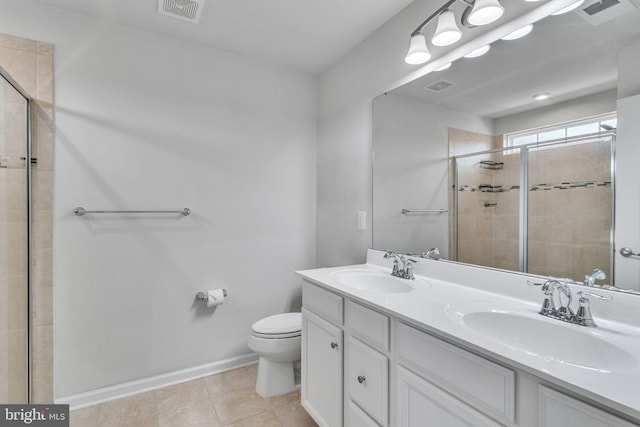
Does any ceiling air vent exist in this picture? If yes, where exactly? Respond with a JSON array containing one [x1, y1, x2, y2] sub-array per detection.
[[157, 0, 204, 24], [575, 0, 636, 25], [424, 80, 455, 92]]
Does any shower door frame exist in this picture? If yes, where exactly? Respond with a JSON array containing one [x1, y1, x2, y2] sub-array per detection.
[[452, 131, 616, 280], [0, 64, 33, 403]]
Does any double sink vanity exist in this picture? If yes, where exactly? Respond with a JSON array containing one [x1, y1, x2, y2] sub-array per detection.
[[297, 249, 640, 427]]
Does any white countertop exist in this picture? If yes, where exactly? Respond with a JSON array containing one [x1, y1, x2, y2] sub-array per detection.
[[297, 250, 640, 421]]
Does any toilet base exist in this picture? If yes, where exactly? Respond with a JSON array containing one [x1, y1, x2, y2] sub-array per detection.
[[255, 357, 300, 397]]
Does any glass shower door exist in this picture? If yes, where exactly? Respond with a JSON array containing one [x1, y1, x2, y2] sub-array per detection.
[[527, 137, 614, 280], [455, 148, 521, 269], [0, 72, 30, 403]]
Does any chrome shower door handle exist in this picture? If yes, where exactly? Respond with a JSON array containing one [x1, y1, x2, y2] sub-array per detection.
[[620, 247, 640, 258]]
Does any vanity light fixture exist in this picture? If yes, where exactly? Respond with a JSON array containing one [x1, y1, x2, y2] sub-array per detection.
[[552, 0, 585, 15], [435, 62, 453, 71], [404, 0, 504, 65], [465, 0, 505, 26], [432, 10, 463, 46], [534, 92, 550, 100], [405, 34, 432, 64], [463, 44, 491, 58], [501, 24, 534, 40]]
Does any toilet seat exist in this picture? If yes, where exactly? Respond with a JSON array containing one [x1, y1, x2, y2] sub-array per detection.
[[251, 313, 301, 339]]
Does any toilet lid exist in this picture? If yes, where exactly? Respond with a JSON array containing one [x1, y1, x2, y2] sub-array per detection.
[[251, 313, 301, 338]]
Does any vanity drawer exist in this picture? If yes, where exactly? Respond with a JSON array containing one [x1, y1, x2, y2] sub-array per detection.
[[303, 282, 343, 325], [347, 336, 389, 426], [396, 322, 515, 423], [346, 300, 390, 351]]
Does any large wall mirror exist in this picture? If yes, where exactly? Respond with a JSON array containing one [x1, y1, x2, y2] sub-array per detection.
[[372, 3, 640, 291]]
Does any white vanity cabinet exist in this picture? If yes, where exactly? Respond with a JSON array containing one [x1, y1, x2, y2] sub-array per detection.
[[302, 283, 391, 427], [301, 280, 640, 427], [302, 283, 344, 427]]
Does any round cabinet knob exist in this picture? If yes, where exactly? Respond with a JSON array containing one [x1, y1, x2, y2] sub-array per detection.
[[357, 375, 366, 384], [330, 342, 338, 349]]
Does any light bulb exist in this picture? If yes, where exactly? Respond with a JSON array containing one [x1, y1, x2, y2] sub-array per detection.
[[405, 33, 431, 65], [501, 24, 533, 41], [431, 10, 462, 47], [467, 0, 504, 26], [463, 45, 490, 58]]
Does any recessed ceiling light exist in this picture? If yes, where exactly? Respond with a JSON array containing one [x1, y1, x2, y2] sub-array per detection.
[[501, 24, 534, 41], [464, 45, 490, 58], [435, 62, 452, 71], [534, 93, 550, 101]]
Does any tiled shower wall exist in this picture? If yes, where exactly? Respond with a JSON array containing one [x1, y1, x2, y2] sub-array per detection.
[[527, 140, 612, 279], [0, 33, 54, 403], [450, 127, 612, 281]]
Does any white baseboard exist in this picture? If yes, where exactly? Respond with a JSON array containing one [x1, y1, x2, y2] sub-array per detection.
[[57, 353, 259, 410]]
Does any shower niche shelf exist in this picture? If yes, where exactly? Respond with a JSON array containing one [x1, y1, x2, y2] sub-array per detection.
[[479, 160, 504, 170]]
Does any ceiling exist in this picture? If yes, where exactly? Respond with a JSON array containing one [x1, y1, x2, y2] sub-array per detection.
[[28, 0, 415, 74], [393, 0, 640, 119]]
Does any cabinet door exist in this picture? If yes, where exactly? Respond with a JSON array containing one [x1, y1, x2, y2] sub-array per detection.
[[302, 308, 343, 427], [539, 386, 638, 427], [396, 366, 501, 427]]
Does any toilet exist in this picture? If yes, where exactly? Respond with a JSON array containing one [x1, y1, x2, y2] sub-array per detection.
[[247, 312, 302, 397]]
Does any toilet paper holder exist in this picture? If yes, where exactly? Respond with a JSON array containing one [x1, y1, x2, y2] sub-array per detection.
[[196, 289, 228, 302]]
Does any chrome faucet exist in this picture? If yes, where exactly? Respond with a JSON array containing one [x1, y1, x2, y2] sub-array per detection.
[[584, 268, 606, 287], [529, 279, 612, 327], [421, 247, 441, 260], [552, 281, 574, 321], [383, 251, 416, 280]]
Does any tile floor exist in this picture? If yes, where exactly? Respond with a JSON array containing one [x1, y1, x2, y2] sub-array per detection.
[[70, 364, 317, 427]]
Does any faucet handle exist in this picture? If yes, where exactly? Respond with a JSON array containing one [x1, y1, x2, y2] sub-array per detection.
[[527, 280, 545, 288], [404, 258, 417, 279], [575, 291, 612, 327], [527, 280, 553, 294], [577, 291, 613, 301], [528, 280, 557, 315]]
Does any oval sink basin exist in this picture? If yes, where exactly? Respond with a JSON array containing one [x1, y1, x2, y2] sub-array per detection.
[[330, 269, 414, 293], [460, 311, 637, 371]]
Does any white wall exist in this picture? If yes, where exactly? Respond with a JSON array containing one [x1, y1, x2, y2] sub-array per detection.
[[0, 0, 317, 398], [316, 0, 434, 267], [372, 93, 493, 256], [618, 42, 640, 99]]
